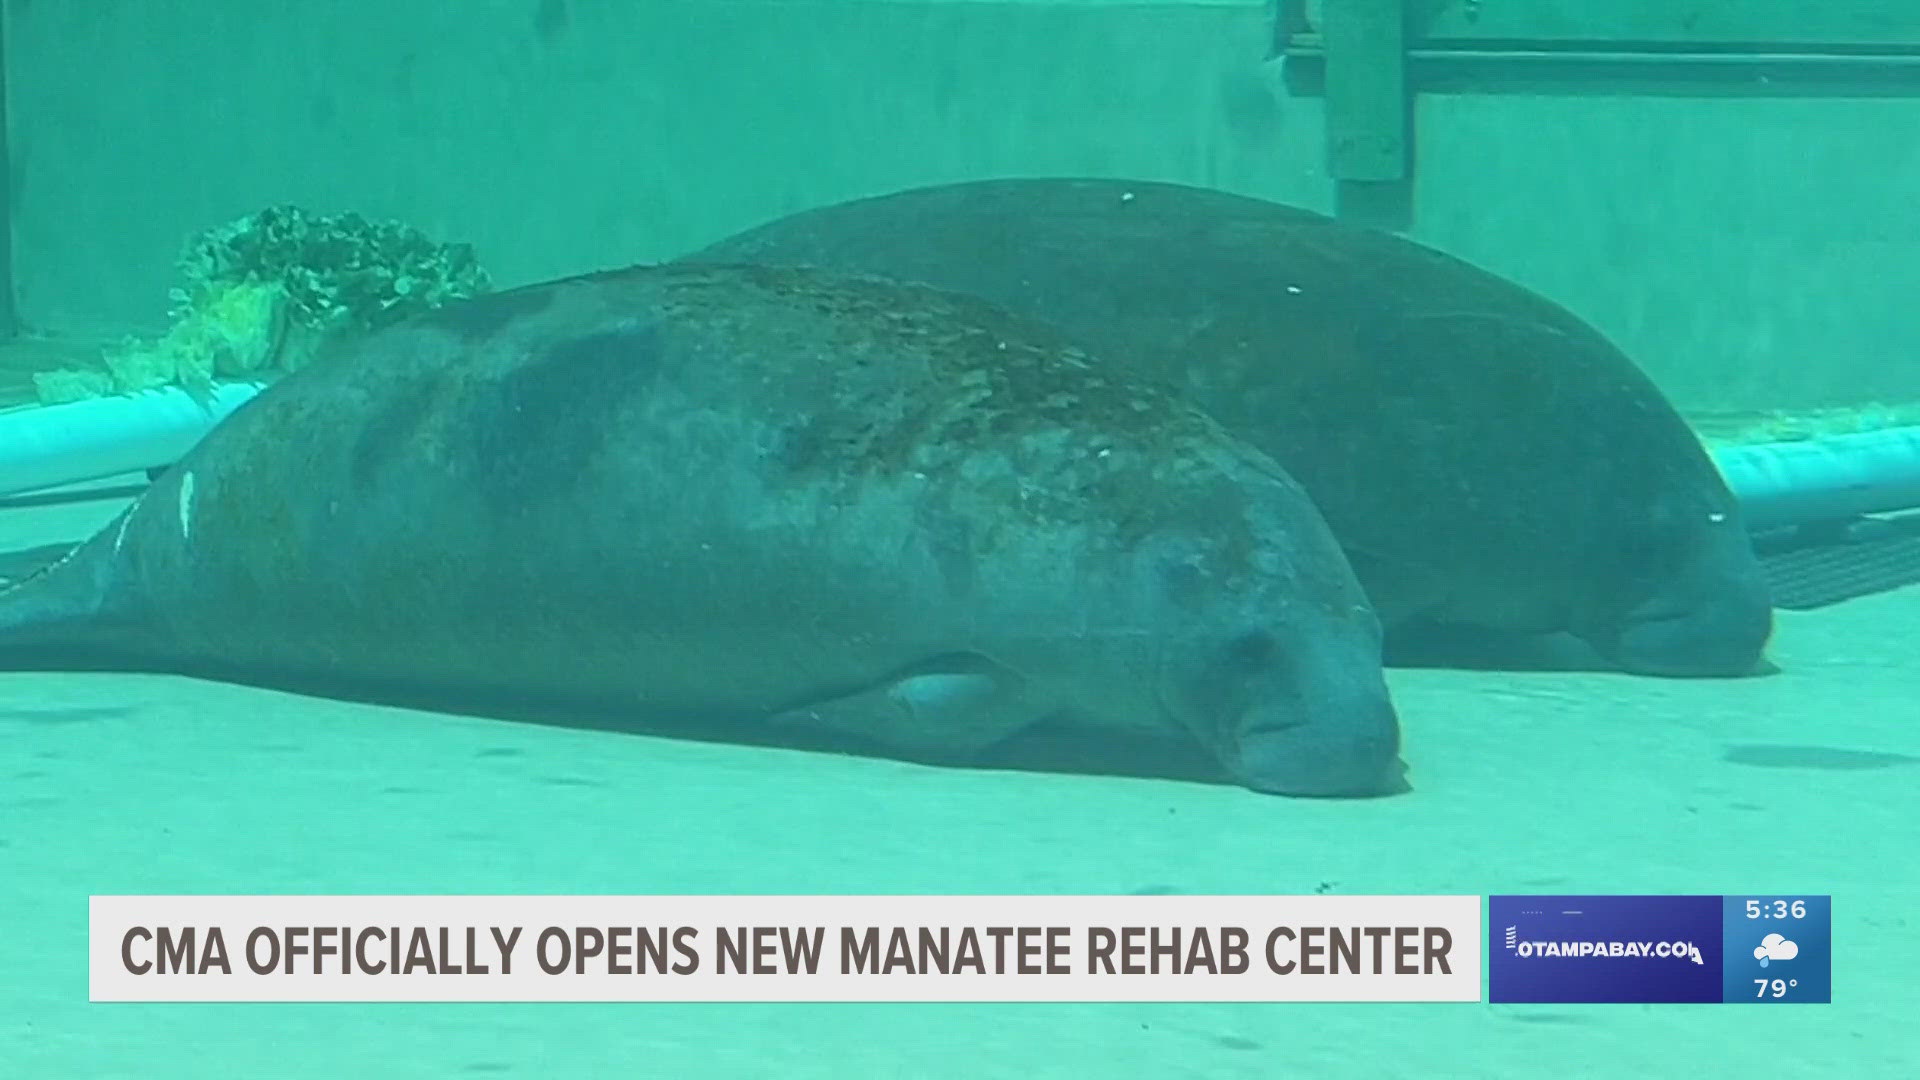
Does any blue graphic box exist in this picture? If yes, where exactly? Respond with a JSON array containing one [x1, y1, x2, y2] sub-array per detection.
[[1721, 895, 1832, 1004], [1489, 895, 1831, 1004]]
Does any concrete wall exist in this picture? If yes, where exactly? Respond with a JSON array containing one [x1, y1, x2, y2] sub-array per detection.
[[7, 0, 1917, 411]]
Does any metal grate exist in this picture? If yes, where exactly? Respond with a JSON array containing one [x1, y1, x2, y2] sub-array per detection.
[[1760, 525, 1920, 611]]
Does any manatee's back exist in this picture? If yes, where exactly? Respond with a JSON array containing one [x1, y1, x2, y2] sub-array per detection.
[[683, 177, 1743, 635], [0, 262, 1372, 724]]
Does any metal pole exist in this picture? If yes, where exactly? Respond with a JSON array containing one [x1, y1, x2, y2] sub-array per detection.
[[0, 0, 17, 339]]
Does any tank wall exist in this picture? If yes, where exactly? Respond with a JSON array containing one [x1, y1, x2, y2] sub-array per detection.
[[7, 0, 1916, 411]]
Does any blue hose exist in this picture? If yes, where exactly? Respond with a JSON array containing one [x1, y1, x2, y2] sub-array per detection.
[[1712, 424, 1920, 531], [3, 389, 1919, 532]]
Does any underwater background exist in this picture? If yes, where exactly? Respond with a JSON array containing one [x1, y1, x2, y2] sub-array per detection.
[[2, 2, 1916, 1076]]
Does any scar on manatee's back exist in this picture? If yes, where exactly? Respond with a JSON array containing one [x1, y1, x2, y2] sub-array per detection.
[[350, 378, 441, 488], [456, 320, 667, 506]]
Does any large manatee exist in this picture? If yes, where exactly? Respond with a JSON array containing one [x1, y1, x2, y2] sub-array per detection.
[[0, 263, 1403, 796], [684, 178, 1774, 677]]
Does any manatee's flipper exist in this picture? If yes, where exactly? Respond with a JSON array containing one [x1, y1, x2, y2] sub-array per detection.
[[769, 656, 1049, 762]]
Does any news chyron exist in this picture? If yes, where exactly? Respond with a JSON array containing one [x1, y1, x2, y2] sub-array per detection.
[[90, 893, 1830, 1003]]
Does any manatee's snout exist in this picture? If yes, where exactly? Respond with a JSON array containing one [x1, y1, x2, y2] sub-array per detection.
[[1601, 589, 1773, 677], [1592, 540, 1775, 678], [1230, 676, 1405, 798]]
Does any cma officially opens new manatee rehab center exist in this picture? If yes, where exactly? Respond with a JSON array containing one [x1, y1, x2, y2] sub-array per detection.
[[119, 919, 1454, 977], [89, 895, 1484, 1003]]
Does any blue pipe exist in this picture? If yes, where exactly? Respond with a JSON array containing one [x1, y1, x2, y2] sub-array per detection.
[[3, 388, 1919, 533], [1710, 424, 1920, 531]]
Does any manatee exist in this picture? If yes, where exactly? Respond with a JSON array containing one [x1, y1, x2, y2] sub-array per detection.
[[0, 262, 1402, 796], [683, 178, 1774, 677]]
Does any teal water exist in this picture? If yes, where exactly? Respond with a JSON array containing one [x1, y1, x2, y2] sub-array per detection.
[[5, 2, 1919, 1077]]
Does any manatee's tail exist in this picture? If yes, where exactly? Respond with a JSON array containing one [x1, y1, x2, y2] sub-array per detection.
[[0, 527, 135, 668], [0, 541, 80, 590]]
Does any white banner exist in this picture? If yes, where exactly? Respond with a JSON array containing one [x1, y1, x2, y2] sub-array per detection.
[[90, 894, 1482, 1003]]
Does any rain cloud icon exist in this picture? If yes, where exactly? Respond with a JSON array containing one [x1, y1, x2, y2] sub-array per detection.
[[1754, 933, 1799, 968]]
